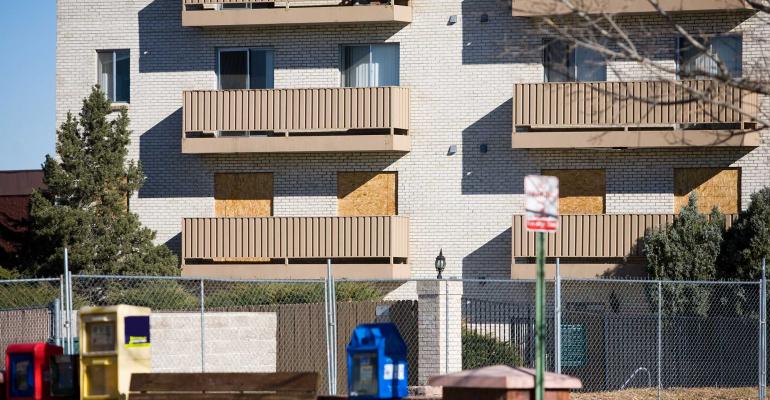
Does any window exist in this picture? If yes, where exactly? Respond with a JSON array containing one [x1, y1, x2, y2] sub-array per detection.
[[542, 169, 606, 214], [97, 50, 130, 103], [678, 35, 742, 78], [544, 39, 606, 82], [674, 168, 739, 214], [214, 173, 273, 217], [218, 48, 274, 90], [343, 44, 400, 87], [338, 172, 397, 216]]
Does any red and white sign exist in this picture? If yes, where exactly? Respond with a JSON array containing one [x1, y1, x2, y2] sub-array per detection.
[[524, 175, 559, 232]]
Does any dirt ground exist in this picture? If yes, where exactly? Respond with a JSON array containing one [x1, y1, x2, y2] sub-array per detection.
[[571, 387, 758, 400]]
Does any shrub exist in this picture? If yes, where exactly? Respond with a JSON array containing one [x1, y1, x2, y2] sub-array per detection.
[[644, 194, 724, 316], [204, 281, 383, 308], [719, 187, 770, 281], [100, 280, 199, 311], [462, 328, 520, 370]]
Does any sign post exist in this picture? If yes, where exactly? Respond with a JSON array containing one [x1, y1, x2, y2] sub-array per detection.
[[524, 175, 559, 400]]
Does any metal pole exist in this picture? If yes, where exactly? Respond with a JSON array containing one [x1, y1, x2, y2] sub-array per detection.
[[51, 298, 61, 347], [554, 258, 562, 375], [65, 248, 74, 355], [324, 268, 333, 395], [200, 279, 205, 372], [325, 259, 338, 395], [59, 275, 67, 351], [760, 258, 767, 400], [535, 232, 545, 400], [657, 281, 662, 400]]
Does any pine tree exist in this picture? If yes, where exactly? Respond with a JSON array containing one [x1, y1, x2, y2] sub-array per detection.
[[644, 194, 724, 316], [719, 187, 770, 281], [24, 87, 178, 277]]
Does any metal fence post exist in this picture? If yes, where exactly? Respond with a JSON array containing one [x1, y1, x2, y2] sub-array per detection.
[[657, 281, 662, 400], [760, 258, 767, 400], [51, 298, 61, 347], [200, 279, 205, 373], [59, 275, 67, 350], [65, 249, 74, 355], [554, 258, 561, 375], [324, 259, 338, 395]]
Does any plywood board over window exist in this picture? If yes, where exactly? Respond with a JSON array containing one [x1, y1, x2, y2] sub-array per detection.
[[674, 168, 740, 214], [338, 172, 397, 216], [214, 173, 273, 217], [542, 169, 606, 214]]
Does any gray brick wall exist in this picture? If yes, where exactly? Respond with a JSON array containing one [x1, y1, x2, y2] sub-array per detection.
[[56, 0, 770, 279]]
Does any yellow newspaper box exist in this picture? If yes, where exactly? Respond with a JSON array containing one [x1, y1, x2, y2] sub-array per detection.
[[78, 305, 151, 400]]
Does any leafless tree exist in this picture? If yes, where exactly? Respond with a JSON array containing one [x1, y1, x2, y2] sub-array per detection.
[[511, 0, 770, 139]]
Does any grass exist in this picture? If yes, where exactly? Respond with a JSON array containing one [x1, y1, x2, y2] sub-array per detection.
[[572, 387, 758, 400]]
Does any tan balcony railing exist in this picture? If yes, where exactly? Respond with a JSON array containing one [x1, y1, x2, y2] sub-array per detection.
[[512, 0, 752, 16], [182, 87, 410, 153], [512, 213, 738, 259], [181, 216, 410, 279], [512, 80, 760, 148], [182, 0, 412, 27]]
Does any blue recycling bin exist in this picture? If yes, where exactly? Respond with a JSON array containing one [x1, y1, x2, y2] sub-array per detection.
[[347, 323, 408, 399]]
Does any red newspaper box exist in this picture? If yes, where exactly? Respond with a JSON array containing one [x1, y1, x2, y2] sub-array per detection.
[[4, 343, 63, 400]]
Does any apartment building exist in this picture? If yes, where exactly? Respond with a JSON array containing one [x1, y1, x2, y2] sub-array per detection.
[[55, 0, 769, 280]]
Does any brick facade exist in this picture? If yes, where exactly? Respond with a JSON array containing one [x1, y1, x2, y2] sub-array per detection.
[[56, 0, 770, 279]]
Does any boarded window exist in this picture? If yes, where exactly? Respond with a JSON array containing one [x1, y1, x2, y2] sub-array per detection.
[[542, 169, 606, 214], [214, 173, 273, 217], [338, 172, 397, 216], [674, 168, 739, 214]]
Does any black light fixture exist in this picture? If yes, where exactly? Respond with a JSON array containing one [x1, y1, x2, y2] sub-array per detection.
[[435, 249, 446, 279]]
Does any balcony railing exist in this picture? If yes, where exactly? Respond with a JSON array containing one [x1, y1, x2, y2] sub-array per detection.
[[182, 0, 412, 27], [512, 0, 753, 17], [182, 87, 410, 153], [512, 213, 738, 259], [512, 80, 760, 148], [183, 216, 409, 260]]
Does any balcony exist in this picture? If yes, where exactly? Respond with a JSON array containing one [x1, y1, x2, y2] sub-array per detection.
[[512, 80, 760, 149], [181, 216, 410, 279], [512, 213, 737, 258], [512, 0, 753, 17], [182, 0, 412, 27], [182, 87, 410, 153]]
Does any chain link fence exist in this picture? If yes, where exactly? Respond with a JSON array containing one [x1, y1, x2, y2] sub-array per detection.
[[0, 273, 766, 399]]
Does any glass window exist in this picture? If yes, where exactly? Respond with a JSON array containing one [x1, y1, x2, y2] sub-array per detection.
[[679, 35, 742, 78], [9, 354, 34, 397], [97, 50, 130, 103], [544, 40, 606, 82], [218, 48, 274, 90], [343, 44, 400, 87]]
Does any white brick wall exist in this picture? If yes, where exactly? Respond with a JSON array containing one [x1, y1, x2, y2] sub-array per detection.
[[56, 0, 770, 279]]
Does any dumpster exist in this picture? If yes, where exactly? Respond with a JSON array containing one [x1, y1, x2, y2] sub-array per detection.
[[79, 305, 150, 400], [4, 343, 63, 400], [346, 323, 407, 399]]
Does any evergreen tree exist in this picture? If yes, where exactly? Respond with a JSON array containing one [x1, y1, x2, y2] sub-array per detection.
[[24, 87, 178, 277], [644, 194, 724, 315], [719, 187, 770, 281]]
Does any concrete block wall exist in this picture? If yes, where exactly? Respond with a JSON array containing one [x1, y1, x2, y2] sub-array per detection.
[[150, 312, 277, 372], [56, 0, 770, 279]]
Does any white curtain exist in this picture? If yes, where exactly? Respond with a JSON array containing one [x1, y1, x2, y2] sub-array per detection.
[[371, 44, 399, 86], [345, 46, 370, 87], [97, 52, 114, 100]]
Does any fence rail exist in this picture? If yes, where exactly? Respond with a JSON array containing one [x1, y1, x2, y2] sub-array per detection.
[[182, 216, 409, 261], [512, 214, 738, 258], [512, 80, 758, 130], [182, 87, 410, 134]]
